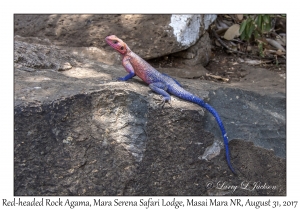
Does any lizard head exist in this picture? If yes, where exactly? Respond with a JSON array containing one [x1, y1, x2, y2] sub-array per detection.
[[105, 35, 128, 55]]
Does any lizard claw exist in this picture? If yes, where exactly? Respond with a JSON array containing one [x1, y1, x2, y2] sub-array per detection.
[[154, 96, 171, 108], [160, 99, 166, 108]]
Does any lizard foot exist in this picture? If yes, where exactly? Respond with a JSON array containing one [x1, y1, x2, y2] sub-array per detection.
[[154, 96, 171, 108], [115, 77, 126, 81]]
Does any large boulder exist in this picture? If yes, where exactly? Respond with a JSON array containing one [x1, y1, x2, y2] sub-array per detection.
[[14, 14, 218, 80], [14, 14, 216, 66]]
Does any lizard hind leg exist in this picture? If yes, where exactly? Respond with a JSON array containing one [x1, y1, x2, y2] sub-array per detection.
[[149, 82, 171, 108]]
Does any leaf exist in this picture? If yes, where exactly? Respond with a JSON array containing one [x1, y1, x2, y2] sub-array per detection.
[[256, 15, 262, 29], [215, 40, 221, 47], [245, 59, 263, 65], [264, 22, 271, 32], [245, 21, 252, 39], [248, 24, 255, 38], [276, 50, 285, 56], [258, 42, 264, 57], [224, 24, 241, 40], [266, 38, 286, 51], [276, 36, 286, 46], [240, 32, 246, 40], [253, 30, 259, 39], [263, 15, 270, 24], [239, 19, 248, 34]]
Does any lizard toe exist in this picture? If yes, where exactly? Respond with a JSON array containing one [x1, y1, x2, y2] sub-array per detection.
[[115, 77, 126, 81], [153, 95, 166, 108], [154, 96, 171, 108]]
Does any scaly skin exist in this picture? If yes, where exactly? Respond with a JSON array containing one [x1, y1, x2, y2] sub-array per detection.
[[105, 35, 236, 174]]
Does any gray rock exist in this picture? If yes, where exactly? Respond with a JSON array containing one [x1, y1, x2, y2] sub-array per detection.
[[172, 32, 212, 67], [161, 32, 212, 79], [205, 87, 286, 158], [14, 38, 77, 72], [14, 14, 216, 81], [14, 14, 214, 63]]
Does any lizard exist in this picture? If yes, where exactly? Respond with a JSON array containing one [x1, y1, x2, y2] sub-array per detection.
[[105, 35, 236, 174]]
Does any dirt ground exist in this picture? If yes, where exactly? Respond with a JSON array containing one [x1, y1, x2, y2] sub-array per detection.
[[205, 49, 286, 82], [149, 48, 286, 83]]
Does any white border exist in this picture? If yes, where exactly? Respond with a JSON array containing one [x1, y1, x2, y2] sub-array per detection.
[[2, 1, 297, 209]]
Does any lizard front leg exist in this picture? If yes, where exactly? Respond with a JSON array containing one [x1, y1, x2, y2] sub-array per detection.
[[117, 56, 136, 81], [149, 82, 171, 107]]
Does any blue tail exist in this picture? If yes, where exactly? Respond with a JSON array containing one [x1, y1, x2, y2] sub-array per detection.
[[168, 86, 236, 174], [199, 101, 236, 174]]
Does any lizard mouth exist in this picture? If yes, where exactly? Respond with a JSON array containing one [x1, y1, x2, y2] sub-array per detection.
[[105, 36, 118, 50]]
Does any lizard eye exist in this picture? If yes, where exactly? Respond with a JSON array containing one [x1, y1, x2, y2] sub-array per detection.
[[113, 40, 118, 44]]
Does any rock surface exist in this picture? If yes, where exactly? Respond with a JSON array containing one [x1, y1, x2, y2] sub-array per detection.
[[172, 32, 211, 67], [14, 36, 286, 196], [14, 14, 215, 79], [14, 14, 215, 62]]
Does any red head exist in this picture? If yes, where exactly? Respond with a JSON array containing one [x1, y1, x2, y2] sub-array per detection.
[[105, 35, 129, 55]]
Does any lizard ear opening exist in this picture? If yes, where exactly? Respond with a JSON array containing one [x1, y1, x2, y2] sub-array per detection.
[[120, 46, 124, 50]]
